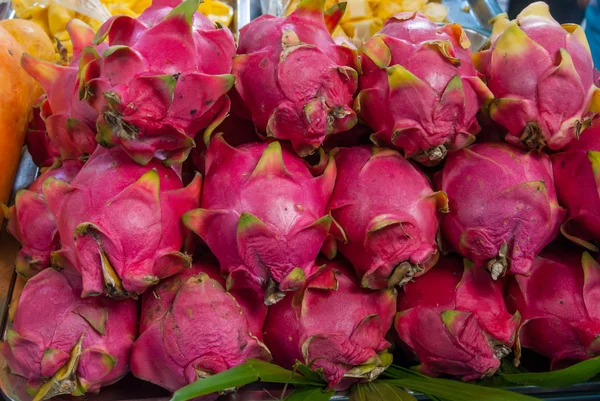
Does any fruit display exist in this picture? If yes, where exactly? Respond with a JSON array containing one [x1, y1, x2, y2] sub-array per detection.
[[11, 0, 234, 60], [3, 0, 600, 401]]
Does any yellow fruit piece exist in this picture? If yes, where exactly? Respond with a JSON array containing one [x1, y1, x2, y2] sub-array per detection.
[[0, 19, 57, 98], [47, 3, 76, 36], [343, 0, 371, 20], [397, 0, 427, 12], [421, 2, 448, 22], [130, 0, 152, 15], [342, 17, 382, 44], [198, 0, 234, 26], [373, 1, 404, 21]]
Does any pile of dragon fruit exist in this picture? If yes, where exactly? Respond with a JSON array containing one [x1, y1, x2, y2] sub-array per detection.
[[3, 0, 600, 397]]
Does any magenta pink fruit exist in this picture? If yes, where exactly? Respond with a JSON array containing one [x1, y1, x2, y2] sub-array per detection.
[[131, 261, 270, 391], [79, 0, 236, 165], [551, 123, 600, 252], [43, 145, 201, 298], [506, 245, 600, 368], [325, 145, 448, 289], [0, 268, 137, 398], [21, 19, 101, 161], [2, 160, 83, 277], [263, 259, 396, 389], [437, 142, 565, 279], [232, 0, 359, 156], [183, 136, 335, 304], [26, 97, 61, 168], [356, 13, 493, 165], [396, 255, 519, 380], [474, 2, 600, 150]]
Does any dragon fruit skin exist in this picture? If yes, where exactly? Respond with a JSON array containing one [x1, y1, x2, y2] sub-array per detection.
[[551, 123, 600, 252], [0, 268, 137, 398], [21, 19, 102, 162], [131, 261, 270, 391], [474, 2, 600, 151], [395, 255, 519, 380], [232, 0, 359, 156], [26, 97, 61, 168], [183, 136, 335, 304], [506, 246, 600, 367], [79, 0, 236, 166], [2, 160, 83, 277], [437, 142, 566, 279], [325, 145, 448, 290], [263, 259, 396, 389], [356, 13, 493, 165], [42, 145, 201, 298]]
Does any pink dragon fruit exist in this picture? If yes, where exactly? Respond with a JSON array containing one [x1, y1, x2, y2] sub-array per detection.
[[395, 255, 519, 380], [437, 142, 565, 279], [0, 268, 137, 399], [21, 19, 101, 162], [356, 13, 493, 165], [79, 0, 236, 165], [183, 136, 335, 304], [325, 145, 448, 290], [474, 2, 600, 150], [506, 245, 600, 368], [26, 97, 61, 168], [263, 259, 396, 389], [131, 261, 270, 391], [43, 145, 201, 298], [232, 0, 359, 156], [1, 160, 83, 277], [551, 123, 600, 252]]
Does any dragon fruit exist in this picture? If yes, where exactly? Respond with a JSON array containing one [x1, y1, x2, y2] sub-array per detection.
[[325, 145, 448, 290], [437, 142, 565, 279], [356, 13, 493, 165], [552, 123, 600, 252], [474, 2, 600, 150], [263, 259, 396, 389], [43, 145, 201, 298], [26, 97, 60, 168], [21, 19, 101, 162], [131, 261, 270, 391], [183, 136, 335, 304], [506, 245, 600, 368], [232, 0, 359, 156], [79, 0, 236, 165], [1, 160, 83, 277], [0, 268, 137, 399], [395, 255, 519, 380]]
